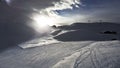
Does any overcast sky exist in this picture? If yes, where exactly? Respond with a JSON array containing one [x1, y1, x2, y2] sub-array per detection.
[[1, 0, 120, 23]]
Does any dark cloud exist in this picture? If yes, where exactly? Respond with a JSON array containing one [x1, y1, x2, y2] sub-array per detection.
[[5, 0, 60, 10], [0, 1, 35, 51]]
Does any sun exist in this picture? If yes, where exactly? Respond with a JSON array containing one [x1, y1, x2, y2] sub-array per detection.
[[29, 13, 69, 33], [29, 14, 57, 33], [33, 15, 56, 27]]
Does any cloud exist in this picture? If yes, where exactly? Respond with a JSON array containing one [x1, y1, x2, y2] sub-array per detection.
[[2, 0, 85, 35], [24, 0, 84, 33], [4, 0, 83, 24], [38, 0, 82, 17], [4, 0, 81, 9], [50, 0, 80, 10]]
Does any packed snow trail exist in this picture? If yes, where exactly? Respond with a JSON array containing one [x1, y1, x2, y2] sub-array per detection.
[[0, 41, 120, 68], [73, 41, 120, 68]]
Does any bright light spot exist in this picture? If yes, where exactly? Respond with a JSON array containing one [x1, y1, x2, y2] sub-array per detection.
[[29, 12, 85, 34], [5, 0, 12, 5], [33, 15, 55, 27], [29, 14, 57, 34]]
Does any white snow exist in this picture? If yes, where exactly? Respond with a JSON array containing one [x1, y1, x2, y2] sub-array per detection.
[[18, 29, 75, 49], [0, 41, 120, 68], [52, 52, 80, 68], [55, 30, 76, 36], [0, 23, 120, 68], [18, 36, 59, 49]]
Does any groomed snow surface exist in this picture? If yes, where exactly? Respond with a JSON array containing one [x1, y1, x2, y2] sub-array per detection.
[[0, 23, 120, 68], [0, 41, 120, 68]]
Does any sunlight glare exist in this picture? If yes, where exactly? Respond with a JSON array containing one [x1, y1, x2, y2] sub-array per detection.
[[33, 15, 55, 27], [30, 14, 57, 33]]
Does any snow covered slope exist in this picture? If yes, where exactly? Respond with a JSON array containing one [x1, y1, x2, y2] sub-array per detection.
[[0, 41, 120, 68], [0, 23, 120, 68], [54, 23, 120, 41]]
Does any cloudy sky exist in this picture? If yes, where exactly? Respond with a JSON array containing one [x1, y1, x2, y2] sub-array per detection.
[[0, 0, 120, 33], [2, 0, 120, 23]]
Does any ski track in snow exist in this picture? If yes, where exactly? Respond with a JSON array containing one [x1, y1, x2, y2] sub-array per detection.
[[74, 41, 120, 68], [0, 41, 120, 68]]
